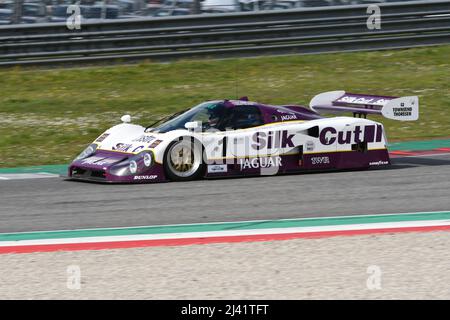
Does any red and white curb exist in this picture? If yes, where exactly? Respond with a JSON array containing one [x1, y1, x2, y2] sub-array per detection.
[[1, 211, 450, 254]]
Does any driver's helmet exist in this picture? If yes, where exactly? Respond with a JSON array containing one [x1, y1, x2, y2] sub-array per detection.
[[206, 103, 225, 128]]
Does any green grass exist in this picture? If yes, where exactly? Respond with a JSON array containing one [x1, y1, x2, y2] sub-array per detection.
[[1, 45, 449, 167]]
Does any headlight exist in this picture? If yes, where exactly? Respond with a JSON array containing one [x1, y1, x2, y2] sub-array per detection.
[[75, 144, 97, 161], [129, 160, 137, 174], [143, 152, 152, 167], [110, 151, 154, 176]]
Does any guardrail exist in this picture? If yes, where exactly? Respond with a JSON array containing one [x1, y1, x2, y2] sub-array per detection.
[[1, 0, 449, 66]]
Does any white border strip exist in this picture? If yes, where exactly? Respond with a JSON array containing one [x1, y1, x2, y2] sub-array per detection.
[[1, 219, 449, 247], [0, 173, 59, 180]]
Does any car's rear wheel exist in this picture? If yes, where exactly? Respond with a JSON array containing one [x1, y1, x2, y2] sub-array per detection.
[[164, 138, 204, 181]]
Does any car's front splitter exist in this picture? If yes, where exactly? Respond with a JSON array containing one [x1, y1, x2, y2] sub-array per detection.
[[68, 150, 168, 183], [68, 163, 167, 183]]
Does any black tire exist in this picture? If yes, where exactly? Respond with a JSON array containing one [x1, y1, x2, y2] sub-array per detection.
[[163, 137, 205, 181]]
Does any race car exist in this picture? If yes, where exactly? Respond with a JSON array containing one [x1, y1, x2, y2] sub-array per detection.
[[67, 91, 419, 183]]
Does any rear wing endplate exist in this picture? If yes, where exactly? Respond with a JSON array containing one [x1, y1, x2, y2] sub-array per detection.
[[309, 91, 419, 121]]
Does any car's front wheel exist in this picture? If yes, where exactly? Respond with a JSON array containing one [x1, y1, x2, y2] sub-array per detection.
[[163, 138, 204, 181]]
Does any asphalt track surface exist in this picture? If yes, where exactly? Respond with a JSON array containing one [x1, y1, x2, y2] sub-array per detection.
[[0, 154, 449, 233]]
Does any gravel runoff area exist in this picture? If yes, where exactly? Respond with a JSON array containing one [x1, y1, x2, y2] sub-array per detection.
[[1, 231, 449, 299]]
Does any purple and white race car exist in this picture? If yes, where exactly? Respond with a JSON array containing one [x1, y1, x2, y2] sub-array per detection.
[[67, 90, 419, 183]]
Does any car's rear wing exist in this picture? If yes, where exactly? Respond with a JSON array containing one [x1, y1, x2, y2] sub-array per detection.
[[309, 91, 419, 121]]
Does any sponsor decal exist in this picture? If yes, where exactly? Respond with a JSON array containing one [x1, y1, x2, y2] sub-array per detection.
[[311, 156, 330, 165], [336, 96, 389, 106], [95, 133, 109, 143], [149, 140, 163, 148], [239, 156, 282, 170], [369, 160, 389, 166], [112, 143, 132, 152], [306, 140, 315, 152], [392, 106, 413, 117], [251, 130, 295, 150], [207, 164, 228, 173], [232, 100, 253, 106], [319, 125, 382, 145], [81, 156, 103, 164], [281, 114, 297, 121], [133, 175, 158, 180], [276, 109, 295, 114], [96, 159, 118, 166], [81, 157, 117, 166], [132, 145, 145, 153], [132, 135, 156, 144]]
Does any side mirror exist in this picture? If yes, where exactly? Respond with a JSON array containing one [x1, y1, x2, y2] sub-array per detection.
[[185, 121, 199, 131], [121, 114, 131, 123]]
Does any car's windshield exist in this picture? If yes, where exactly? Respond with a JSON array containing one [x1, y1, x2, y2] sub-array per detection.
[[149, 101, 227, 133]]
